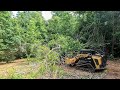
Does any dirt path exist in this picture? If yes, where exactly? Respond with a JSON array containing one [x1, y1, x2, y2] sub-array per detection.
[[0, 59, 120, 79], [0, 59, 40, 78], [0, 59, 26, 74], [59, 60, 120, 79], [59, 65, 107, 79], [103, 60, 120, 79]]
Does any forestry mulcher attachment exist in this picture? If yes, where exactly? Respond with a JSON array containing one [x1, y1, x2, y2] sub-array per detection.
[[64, 49, 107, 72]]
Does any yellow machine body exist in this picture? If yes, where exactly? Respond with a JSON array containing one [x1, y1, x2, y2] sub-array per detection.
[[64, 49, 107, 71]]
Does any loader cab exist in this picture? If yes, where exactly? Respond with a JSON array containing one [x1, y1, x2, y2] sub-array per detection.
[[80, 49, 105, 56]]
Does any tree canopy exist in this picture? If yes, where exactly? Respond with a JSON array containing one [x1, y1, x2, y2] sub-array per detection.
[[0, 11, 120, 62]]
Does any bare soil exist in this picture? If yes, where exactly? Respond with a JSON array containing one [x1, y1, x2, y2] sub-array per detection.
[[59, 60, 120, 79], [0, 59, 120, 79], [103, 60, 120, 79]]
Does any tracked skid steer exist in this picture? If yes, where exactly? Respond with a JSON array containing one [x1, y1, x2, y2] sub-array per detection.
[[64, 49, 107, 72]]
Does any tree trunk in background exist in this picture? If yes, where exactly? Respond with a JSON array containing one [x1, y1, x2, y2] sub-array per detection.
[[111, 12, 115, 57]]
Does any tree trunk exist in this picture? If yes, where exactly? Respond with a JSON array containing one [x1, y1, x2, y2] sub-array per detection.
[[111, 12, 115, 57]]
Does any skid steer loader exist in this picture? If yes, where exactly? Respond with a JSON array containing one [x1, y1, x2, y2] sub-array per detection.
[[64, 49, 107, 72]]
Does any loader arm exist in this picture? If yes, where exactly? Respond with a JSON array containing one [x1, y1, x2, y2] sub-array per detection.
[[65, 54, 89, 65]]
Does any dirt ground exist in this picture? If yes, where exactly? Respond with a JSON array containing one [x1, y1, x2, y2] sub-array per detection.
[[103, 60, 120, 79], [0, 59, 26, 74], [59, 60, 120, 79], [0, 59, 120, 79], [0, 59, 40, 78]]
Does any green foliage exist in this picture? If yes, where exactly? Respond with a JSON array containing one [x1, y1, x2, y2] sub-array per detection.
[[47, 11, 79, 37], [46, 12, 85, 56], [1, 11, 120, 63], [48, 35, 84, 56], [28, 44, 60, 64], [0, 11, 17, 62], [0, 11, 47, 62], [1, 11, 120, 79]]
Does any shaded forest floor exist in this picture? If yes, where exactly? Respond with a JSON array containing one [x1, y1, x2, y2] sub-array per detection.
[[0, 59, 120, 79]]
